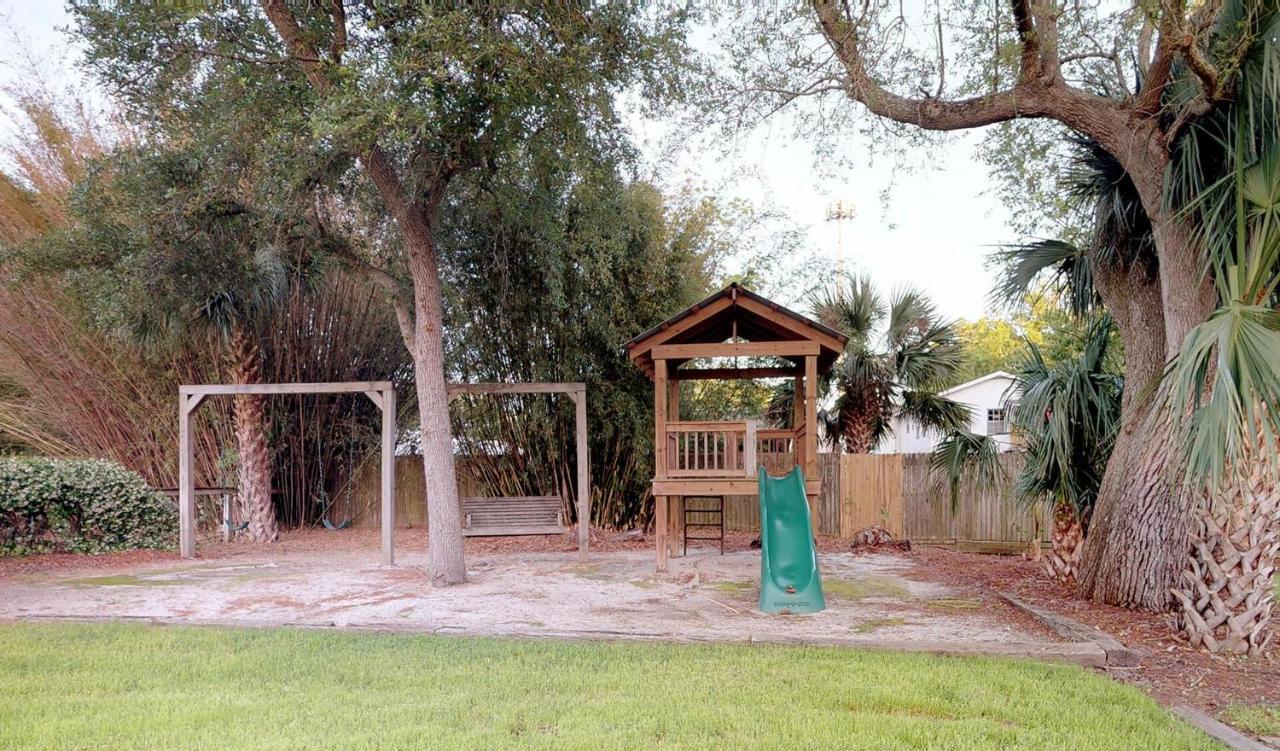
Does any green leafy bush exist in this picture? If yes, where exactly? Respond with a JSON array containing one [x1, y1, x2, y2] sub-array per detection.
[[0, 458, 176, 555]]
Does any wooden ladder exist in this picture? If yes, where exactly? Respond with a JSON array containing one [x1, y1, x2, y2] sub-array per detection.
[[683, 496, 725, 555]]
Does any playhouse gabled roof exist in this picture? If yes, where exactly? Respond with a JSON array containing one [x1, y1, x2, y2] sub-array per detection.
[[624, 283, 847, 378]]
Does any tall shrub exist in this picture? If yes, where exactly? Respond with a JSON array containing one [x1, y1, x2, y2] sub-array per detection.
[[0, 458, 176, 554]]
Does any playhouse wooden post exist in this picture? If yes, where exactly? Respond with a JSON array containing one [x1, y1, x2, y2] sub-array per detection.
[[654, 359, 669, 571], [804, 354, 819, 530], [665, 377, 683, 559]]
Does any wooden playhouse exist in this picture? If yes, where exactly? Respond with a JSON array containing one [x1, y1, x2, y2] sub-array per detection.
[[625, 283, 847, 570]]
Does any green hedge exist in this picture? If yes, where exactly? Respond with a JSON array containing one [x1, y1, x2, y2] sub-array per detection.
[[0, 458, 177, 555]]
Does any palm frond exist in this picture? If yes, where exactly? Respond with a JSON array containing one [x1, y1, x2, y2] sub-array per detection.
[[1161, 302, 1280, 487], [899, 390, 969, 436], [810, 274, 882, 344], [1008, 315, 1121, 521], [928, 430, 1004, 511], [989, 240, 1096, 315]]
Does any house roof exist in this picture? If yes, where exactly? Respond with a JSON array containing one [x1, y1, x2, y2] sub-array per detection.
[[624, 283, 847, 378], [939, 370, 1017, 398]]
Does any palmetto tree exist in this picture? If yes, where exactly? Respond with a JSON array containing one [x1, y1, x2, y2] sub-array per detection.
[[1163, 117, 1280, 655], [993, 1, 1280, 650], [196, 268, 285, 544], [1010, 316, 1123, 582], [811, 276, 968, 453]]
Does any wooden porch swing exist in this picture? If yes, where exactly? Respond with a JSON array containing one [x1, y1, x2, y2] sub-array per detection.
[[446, 382, 591, 561]]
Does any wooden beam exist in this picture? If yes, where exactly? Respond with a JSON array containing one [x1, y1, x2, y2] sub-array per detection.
[[654, 360, 668, 479], [733, 295, 847, 353], [668, 496, 683, 559], [180, 381, 392, 396], [176, 380, 400, 562], [653, 478, 822, 496], [804, 356, 818, 476], [651, 341, 820, 361], [655, 494, 668, 572], [804, 354, 819, 530], [183, 393, 207, 415], [446, 382, 586, 397], [670, 366, 802, 381], [178, 394, 195, 559], [572, 390, 590, 563], [626, 296, 735, 360], [379, 386, 396, 566]]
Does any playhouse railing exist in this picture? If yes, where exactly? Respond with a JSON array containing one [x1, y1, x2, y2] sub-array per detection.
[[664, 421, 801, 478]]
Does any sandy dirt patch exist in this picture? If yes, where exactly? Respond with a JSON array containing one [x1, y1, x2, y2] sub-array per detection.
[[0, 534, 1063, 654]]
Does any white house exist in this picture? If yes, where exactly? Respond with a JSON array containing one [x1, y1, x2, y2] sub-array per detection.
[[877, 370, 1021, 454]]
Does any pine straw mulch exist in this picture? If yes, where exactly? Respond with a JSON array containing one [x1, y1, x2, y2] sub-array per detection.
[[886, 545, 1280, 716]]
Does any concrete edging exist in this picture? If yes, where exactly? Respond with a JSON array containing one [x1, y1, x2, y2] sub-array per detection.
[[999, 592, 1144, 667], [7, 613, 1106, 666], [1172, 705, 1275, 751]]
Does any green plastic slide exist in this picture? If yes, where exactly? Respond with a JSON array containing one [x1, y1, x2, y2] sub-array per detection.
[[757, 466, 825, 614]]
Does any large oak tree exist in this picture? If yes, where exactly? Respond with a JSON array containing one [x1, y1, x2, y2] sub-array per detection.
[[71, 1, 689, 584], [717, 0, 1278, 610]]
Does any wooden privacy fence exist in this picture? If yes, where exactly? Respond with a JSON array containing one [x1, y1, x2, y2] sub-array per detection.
[[722, 452, 1045, 552], [351, 452, 1044, 552], [347, 456, 484, 528]]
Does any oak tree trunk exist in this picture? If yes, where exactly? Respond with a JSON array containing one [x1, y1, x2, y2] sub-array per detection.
[[256, 0, 466, 584], [404, 218, 467, 586], [229, 326, 278, 543], [1078, 187, 1217, 610]]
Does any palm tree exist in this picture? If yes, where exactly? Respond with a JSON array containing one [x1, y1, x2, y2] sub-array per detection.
[[811, 276, 968, 453], [1009, 316, 1123, 583], [194, 258, 286, 545], [1163, 116, 1280, 655]]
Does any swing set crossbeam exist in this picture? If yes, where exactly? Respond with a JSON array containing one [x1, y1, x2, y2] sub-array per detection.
[[177, 381, 397, 565]]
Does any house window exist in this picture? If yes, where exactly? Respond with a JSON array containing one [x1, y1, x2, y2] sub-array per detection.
[[986, 408, 1010, 435]]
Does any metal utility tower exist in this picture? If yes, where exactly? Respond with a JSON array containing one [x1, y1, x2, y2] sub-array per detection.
[[825, 199, 857, 275]]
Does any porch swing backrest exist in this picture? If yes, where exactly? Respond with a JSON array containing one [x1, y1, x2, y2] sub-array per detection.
[[460, 495, 566, 536]]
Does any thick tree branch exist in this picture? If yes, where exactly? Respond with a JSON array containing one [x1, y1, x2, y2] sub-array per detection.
[[328, 0, 347, 63], [1135, 0, 1186, 113], [1028, 0, 1062, 82], [1011, 0, 1040, 81], [813, 0, 1125, 139], [260, 0, 438, 357], [814, 0, 1042, 129]]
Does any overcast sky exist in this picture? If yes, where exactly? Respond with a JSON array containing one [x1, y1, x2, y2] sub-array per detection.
[[1, 2, 1016, 322]]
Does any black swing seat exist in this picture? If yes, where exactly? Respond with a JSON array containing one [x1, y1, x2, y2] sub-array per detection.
[[461, 496, 566, 537], [321, 516, 351, 531]]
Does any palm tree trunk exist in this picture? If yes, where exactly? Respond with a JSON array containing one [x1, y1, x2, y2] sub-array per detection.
[[841, 390, 879, 454], [229, 326, 278, 543], [1043, 500, 1084, 584], [1171, 429, 1279, 655]]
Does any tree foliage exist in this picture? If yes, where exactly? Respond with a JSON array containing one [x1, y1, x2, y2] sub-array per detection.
[[811, 275, 967, 453], [1010, 315, 1124, 524]]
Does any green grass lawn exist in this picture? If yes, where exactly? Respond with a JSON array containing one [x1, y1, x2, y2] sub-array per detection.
[[0, 623, 1218, 751], [1222, 703, 1280, 738]]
